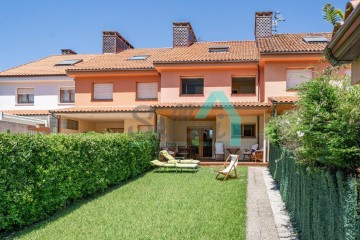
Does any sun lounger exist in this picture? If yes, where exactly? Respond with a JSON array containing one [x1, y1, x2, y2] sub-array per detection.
[[160, 150, 200, 165], [151, 160, 199, 172]]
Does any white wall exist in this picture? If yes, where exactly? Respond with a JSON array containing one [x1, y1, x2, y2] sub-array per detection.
[[0, 76, 74, 110]]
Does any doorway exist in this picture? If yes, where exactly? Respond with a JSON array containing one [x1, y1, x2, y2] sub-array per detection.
[[187, 127, 213, 159]]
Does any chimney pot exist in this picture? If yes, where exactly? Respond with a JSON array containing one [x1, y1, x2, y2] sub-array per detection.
[[255, 12, 273, 38], [102, 31, 134, 54], [173, 22, 197, 47], [61, 49, 77, 55]]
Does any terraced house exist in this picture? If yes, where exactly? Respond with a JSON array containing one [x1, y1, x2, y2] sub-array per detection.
[[0, 12, 349, 160]]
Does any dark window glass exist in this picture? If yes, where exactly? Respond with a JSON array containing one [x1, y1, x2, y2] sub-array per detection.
[[232, 77, 256, 94], [243, 124, 255, 137], [181, 78, 204, 95]]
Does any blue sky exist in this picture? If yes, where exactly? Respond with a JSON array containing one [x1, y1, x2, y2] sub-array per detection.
[[0, 0, 346, 71]]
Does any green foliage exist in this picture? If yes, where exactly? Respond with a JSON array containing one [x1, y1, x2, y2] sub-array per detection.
[[322, 3, 344, 26], [269, 144, 360, 240], [7, 167, 247, 240], [267, 69, 360, 170], [0, 132, 159, 233]]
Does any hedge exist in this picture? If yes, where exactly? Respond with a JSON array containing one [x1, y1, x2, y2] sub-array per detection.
[[0, 132, 159, 233], [269, 144, 360, 240]]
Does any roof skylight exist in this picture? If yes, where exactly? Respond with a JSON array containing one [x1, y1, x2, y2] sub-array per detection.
[[303, 36, 329, 43], [55, 59, 83, 66], [209, 46, 229, 53], [129, 55, 150, 60]]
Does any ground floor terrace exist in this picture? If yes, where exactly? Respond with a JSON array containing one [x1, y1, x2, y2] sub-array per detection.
[[52, 101, 291, 162]]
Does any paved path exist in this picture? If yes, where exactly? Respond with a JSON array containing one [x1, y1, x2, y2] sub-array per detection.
[[246, 167, 298, 240]]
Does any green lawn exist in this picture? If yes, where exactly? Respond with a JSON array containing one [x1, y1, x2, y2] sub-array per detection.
[[8, 167, 247, 240]]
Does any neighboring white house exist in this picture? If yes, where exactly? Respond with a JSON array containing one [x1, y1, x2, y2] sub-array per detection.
[[0, 50, 98, 133]]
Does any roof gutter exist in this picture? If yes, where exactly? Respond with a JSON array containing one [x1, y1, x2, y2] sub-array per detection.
[[324, 4, 360, 66]]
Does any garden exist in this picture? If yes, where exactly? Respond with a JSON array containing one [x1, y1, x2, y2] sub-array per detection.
[[266, 67, 360, 240], [0, 132, 247, 239]]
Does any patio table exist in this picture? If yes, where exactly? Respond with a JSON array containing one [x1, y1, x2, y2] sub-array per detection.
[[226, 148, 240, 155]]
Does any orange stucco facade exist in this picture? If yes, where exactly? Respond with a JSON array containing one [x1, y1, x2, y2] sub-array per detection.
[[74, 72, 160, 106], [71, 57, 332, 107]]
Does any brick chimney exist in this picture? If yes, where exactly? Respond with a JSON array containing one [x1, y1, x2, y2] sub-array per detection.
[[173, 22, 197, 47], [61, 49, 77, 55], [255, 12, 273, 38], [103, 31, 134, 54]]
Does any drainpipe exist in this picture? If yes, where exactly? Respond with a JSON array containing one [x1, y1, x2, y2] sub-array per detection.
[[154, 110, 158, 133], [272, 103, 277, 117], [257, 63, 260, 102], [257, 115, 260, 145]]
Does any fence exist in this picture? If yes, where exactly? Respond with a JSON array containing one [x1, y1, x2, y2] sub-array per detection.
[[269, 144, 360, 240]]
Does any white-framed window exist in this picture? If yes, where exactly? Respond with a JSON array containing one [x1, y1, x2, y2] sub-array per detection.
[[286, 69, 313, 90], [60, 87, 75, 103], [93, 83, 113, 100], [137, 82, 158, 100], [17, 88, 34, 104]]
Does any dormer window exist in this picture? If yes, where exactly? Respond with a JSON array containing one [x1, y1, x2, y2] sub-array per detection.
[[129, 55, 150, 60], [303, 36, 329, 43], [208, 46, 229, 53], [55, 59, 83, 66]]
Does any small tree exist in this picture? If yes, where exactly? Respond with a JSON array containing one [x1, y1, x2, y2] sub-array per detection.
[[266, 68, 360, 170]]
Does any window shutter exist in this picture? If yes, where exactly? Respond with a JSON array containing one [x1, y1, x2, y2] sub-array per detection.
[[286, 69, 312, 89], [94, 83, 113, 100], [137, 82, 158, 99], [18, 88, 34, 94]]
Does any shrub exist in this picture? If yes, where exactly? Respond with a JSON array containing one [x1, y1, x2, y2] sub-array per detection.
[[0, 132, 159, 232], [266, 68, 360, 170]]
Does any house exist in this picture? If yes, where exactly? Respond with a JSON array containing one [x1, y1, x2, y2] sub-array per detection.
[[324, 0, 360, 85], [0, 50, 98, 133], [0, 12, 337, 160]]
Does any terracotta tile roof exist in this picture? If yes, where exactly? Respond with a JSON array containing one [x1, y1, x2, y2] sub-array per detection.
[[154, 41, 259, 63], [1, 110, 50, 115], [68, 41, 259, 72], [152, 102, 270, 108], [268, 96, 299, 103], [52, 106, 152, 113], [258, 33, 332, 54], [0, 54, 99, 77], [69, 48, 172, 71]]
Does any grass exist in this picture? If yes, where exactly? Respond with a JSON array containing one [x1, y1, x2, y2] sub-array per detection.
[[6, 167, 247, 240]]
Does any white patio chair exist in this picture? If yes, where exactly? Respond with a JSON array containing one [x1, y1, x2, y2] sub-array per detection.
[[215, 154, 239, 181], [215, 142, 225, 161]]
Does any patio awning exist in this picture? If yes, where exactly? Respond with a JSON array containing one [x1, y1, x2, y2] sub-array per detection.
[[0, 112, 48, 126], [153, 102, 270, 120]]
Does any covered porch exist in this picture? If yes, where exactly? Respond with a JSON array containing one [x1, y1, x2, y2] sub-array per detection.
[[52, 106, 155, 134], [154, 102, 271, 162]]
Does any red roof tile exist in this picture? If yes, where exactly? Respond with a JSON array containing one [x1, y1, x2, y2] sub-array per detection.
[[67, 41, 259, 72], [0, 54, 99, 77], [258, 33, 332, 54], [268, 96, 299, 103], [69, 48, 171, 71], [52, 106, 152, 113], [154, 41, 259, 63], [1, 110, 50, 115], [152, 102, 270, 108]]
